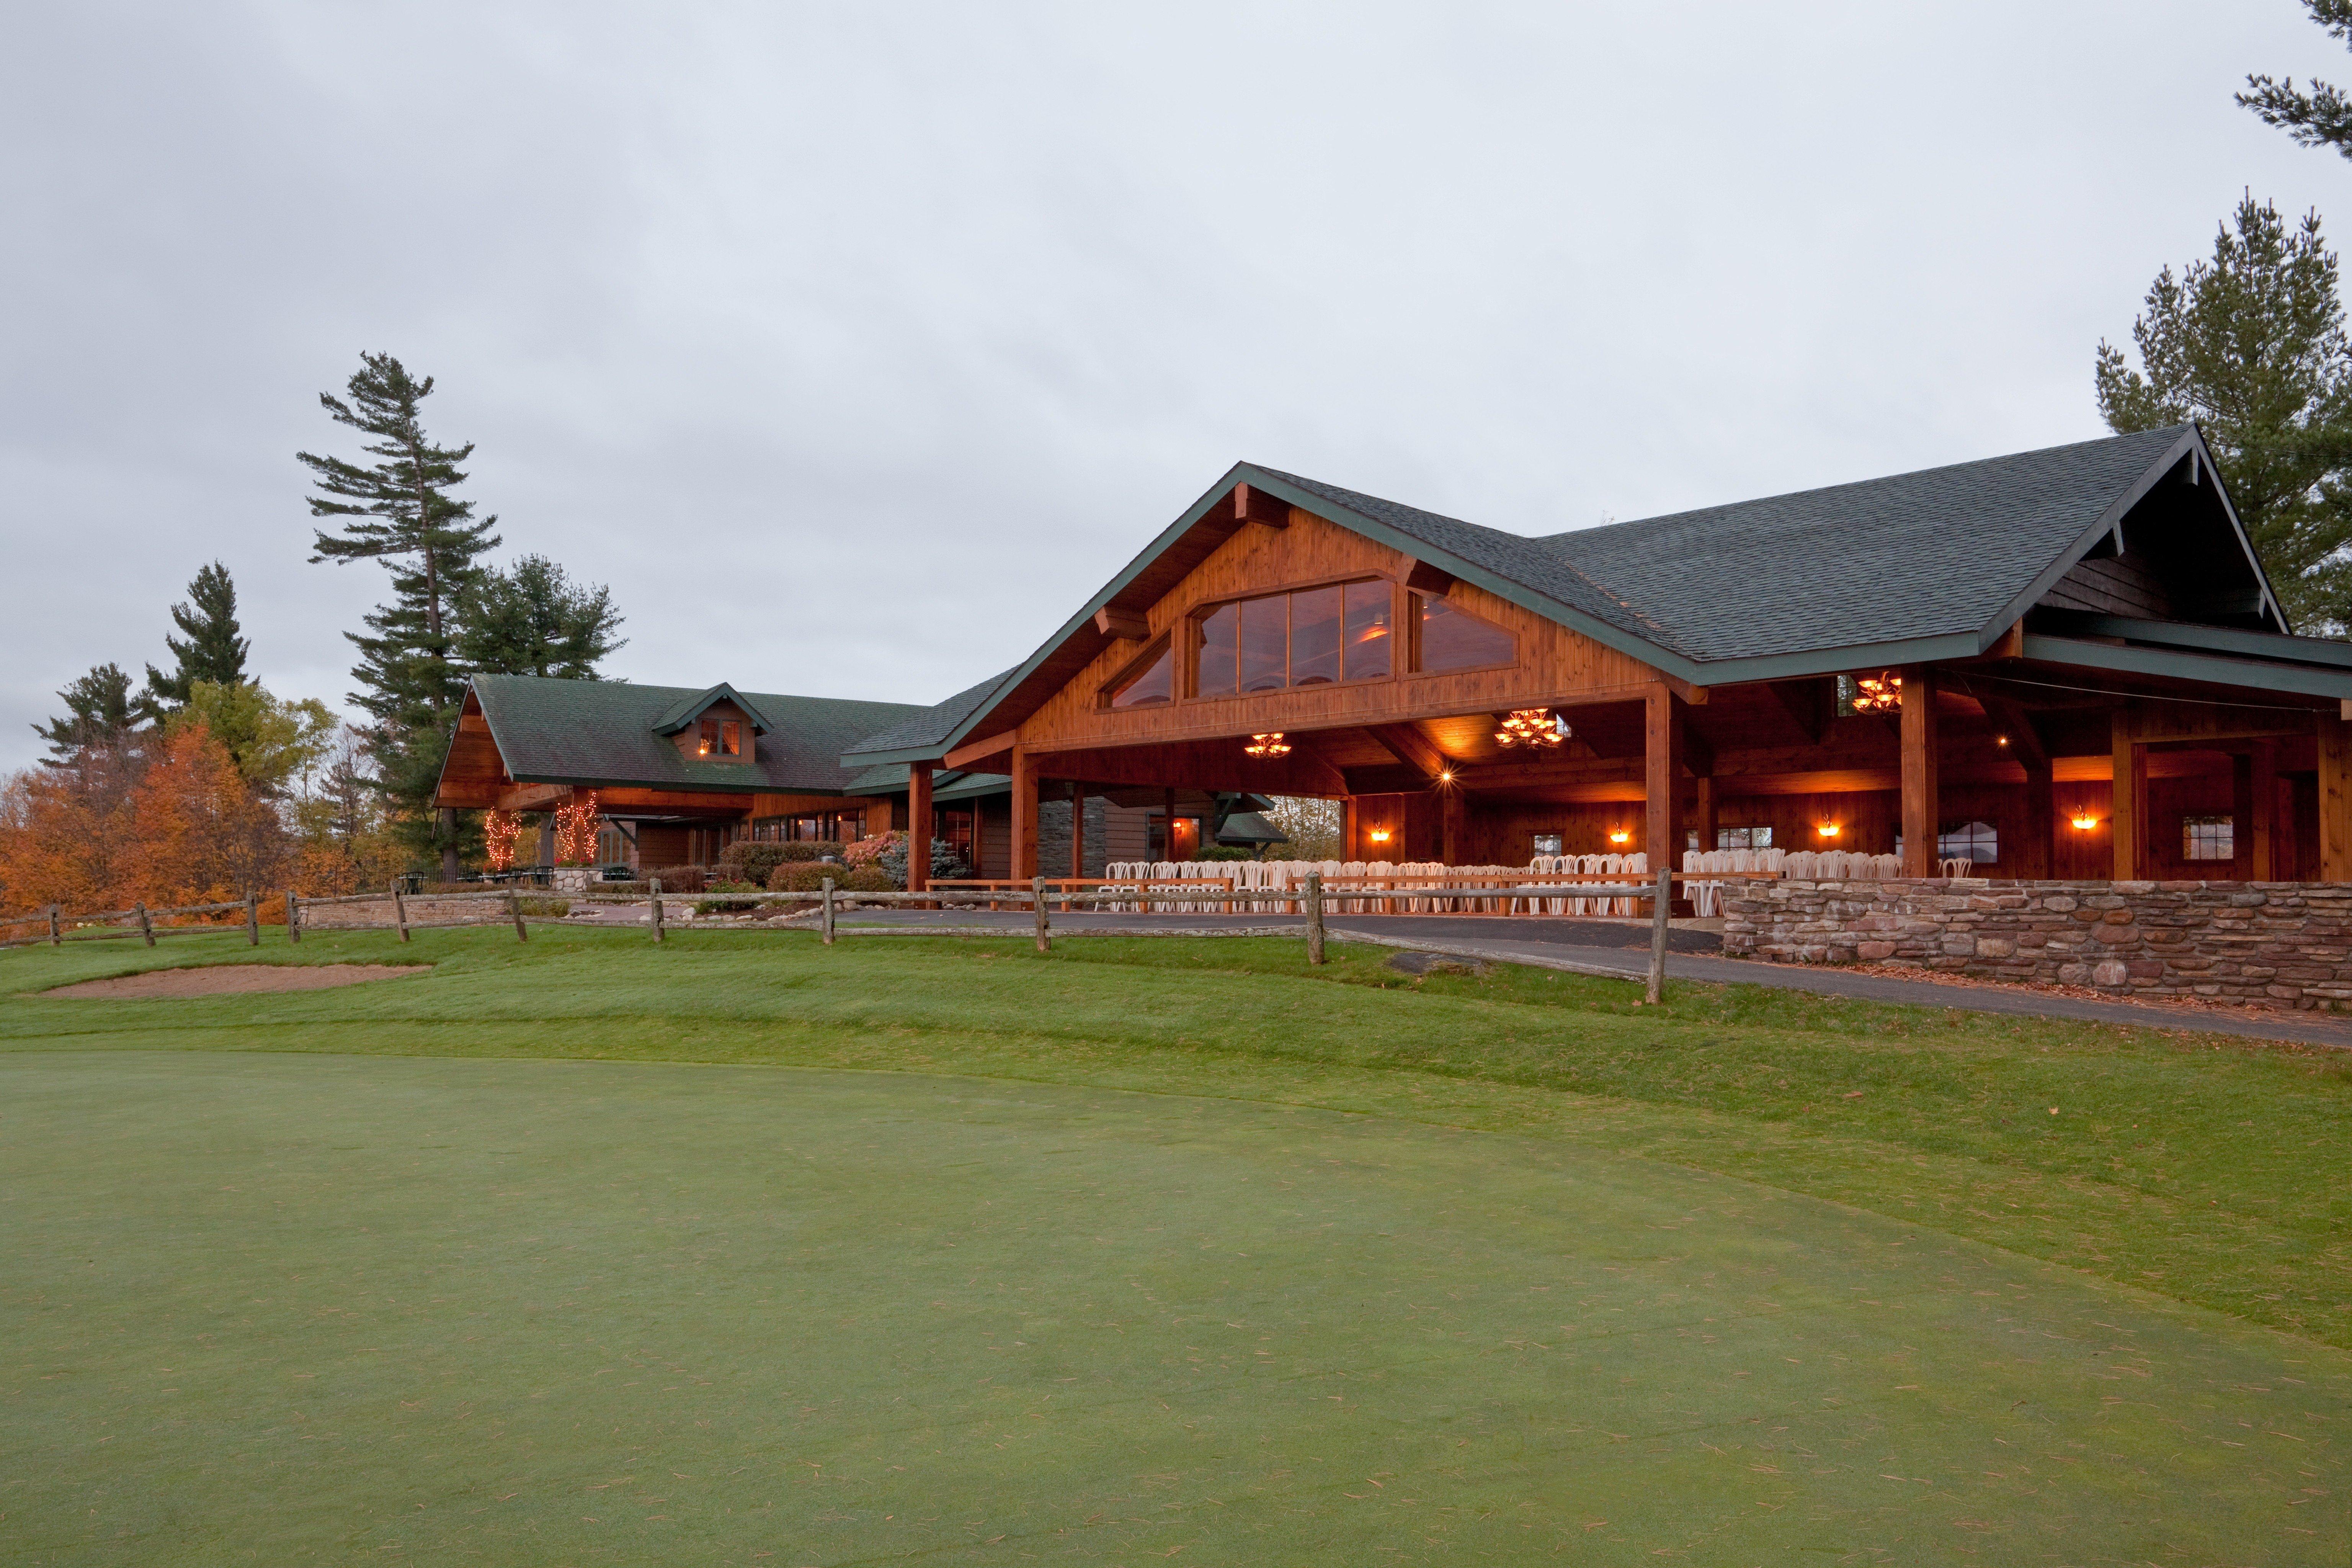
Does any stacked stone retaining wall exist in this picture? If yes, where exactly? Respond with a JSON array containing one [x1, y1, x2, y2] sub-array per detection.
[[1719, 878, 2352, 1010]]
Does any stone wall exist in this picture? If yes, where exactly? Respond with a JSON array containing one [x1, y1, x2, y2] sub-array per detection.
[[1719, 878, 2352, 1010]]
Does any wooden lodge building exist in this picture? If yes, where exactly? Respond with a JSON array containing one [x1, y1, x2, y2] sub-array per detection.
[[440, 423, 2352, 889]]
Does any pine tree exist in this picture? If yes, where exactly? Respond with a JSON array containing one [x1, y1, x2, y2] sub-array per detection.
[[2239, 2, 2352, 158], [142, 561, 250, 713], [455, 555, 627, 679], [33, 664, 140, 763], [299, 353, 501, 879], [2094, 194, 2352, 630]]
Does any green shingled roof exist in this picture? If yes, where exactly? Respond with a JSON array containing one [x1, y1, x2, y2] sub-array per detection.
[[469, 675, 926, 796]]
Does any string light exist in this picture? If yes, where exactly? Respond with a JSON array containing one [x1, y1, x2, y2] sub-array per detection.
[[1243, 732, 1291, 757], [1494, 708, 1567, 748], [554, 791, 602, 865], [1849, 671, 1903, 713], [483, 809, 524, 872]]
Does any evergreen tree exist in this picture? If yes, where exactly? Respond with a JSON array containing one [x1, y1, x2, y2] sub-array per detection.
[[2094, 194, 2352, 630], [142, 561, 250, 713], [455, 555, 627, 679], [2239, 2, 2352, 158], [299, 353, 501, 879], [33, 663, 140, 764]]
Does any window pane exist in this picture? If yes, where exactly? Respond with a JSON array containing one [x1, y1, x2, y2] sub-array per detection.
[[1344, 580, 1391, 679], [1110, 640, 1173, 709], [1417, 594, 1514, 672], [1937, 820, 1999, 864], [1290, 586, 1342, 685], [1197, 604, 1238, 696], [1239, 595, 1287, 692], [722, 720, 741, 756], [2182, 815, 2233, 861]]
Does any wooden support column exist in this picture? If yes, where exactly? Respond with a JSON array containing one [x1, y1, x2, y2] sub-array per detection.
[[2319, 714, 2352, 882], [1644, 684, 1684, 874], [2110, 707, 2144, 881], [1440, 786, 1467, 866], [2231, 753, 2256, 881], [1899, 666, 1939, 877], [1011, 748, 1039, 880], [1693, 776, 1718, 858], [1163, 786, 1178, 862], [2021, 759, 2055, 881], [1342, 797, 1357, 861], [1068, 782, 1086, 879], [2251, 739, 2277, 880], [906, 762, 934, 893]]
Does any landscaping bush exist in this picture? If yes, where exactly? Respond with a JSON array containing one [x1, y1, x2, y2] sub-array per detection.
[[514, 897, 572, 918], [694, 880, 764, 915], [716, 842, 798, 887], [641, 866, 706, 895], [841, 866, 895, 893], [875, 836, 969, 890], [772, 841, 846, 866], [771, 861, 849, 893], [841, 833, 896, 868]]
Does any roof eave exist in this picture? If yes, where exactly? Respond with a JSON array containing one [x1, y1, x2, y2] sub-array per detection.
[[2020, 634, 2352, 700]]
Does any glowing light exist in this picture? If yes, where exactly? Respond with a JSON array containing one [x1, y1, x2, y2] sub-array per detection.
[[483, 809, 524, 872], [2070, 813, 2099, 831], [554, 791, 602, 865], [1996, 735, 2009, 747], [1243, 732, 1291, 757], [1493, 708, 1567, 749], [1849, 671, 1902, 713], [1438, 769, 1454, 783], [1816, 822, 1841, 839], [1608, 829, 1631, 845], [1368, 827, 1392, 843]]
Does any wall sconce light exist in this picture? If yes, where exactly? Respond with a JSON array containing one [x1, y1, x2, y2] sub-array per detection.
[[1368, 827, 1392, 844], [1817, 822, 1841, 838], [1608, 829, 1631, 845], [2070, 813, 2099, 831]]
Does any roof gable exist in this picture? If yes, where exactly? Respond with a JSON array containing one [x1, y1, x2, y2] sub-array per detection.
[[649, 682, 779, 737]]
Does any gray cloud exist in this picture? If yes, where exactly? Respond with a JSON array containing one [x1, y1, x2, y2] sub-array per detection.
[[3, 1, 2343, 767]]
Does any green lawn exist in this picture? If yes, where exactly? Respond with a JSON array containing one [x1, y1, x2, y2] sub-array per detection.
[[2, 926, 2347, 1563]]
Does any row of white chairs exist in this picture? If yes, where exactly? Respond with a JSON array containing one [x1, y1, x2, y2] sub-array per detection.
[[1094, 857, 1653, 916]]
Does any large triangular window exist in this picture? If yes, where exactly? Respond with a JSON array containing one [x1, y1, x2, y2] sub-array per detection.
[[1104, 637, 1173, 709], [1411, 593, 1514, 673]]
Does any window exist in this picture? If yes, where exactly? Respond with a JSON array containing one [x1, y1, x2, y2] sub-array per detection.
[[2183, 814, 2234, 861], [1413, 593, 1514, 673], [1192, 580, 1394, 697], [1938, 820, 1998, 864], [1717, 825, 1773, 851], [1531, 833, 1563, 855], [1107, 637, 1173, 709], [696, 717, 742, 757]]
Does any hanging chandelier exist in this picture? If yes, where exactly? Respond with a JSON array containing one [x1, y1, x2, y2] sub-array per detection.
[[1850, 671, 1903, 714], [1493, 708, 1566, 748], [1243, 732, 1290, 757]]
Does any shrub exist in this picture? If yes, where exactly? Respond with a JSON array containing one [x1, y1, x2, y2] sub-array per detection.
[[875, 837, 969, 890], [514, 896, 572, 918], [717, 842, 798, 886], [642, 866, 706, 895], [841, 866, 895, 893], [771, 861, 849, 893], [841, 833, 897, 868], [694, 880, 764, 915]]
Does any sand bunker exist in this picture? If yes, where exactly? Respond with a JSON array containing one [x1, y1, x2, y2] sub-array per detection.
[[41, 964, 432, 1000]]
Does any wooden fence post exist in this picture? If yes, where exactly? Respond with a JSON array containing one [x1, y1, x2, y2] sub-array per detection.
[[48, 903, 61, 947], [1032, 876, 1050, 953], [507, 887, 529, 942], [285, 890, 301, 944], [1646, 867, 1671, 1005], [391, 883, 410, 944], [821, 877, 836, 946], [650, 877, 665, 943], [1305, 874, 1326, 966], [135, 902, 154, 947], [245, 891, 260, 946]]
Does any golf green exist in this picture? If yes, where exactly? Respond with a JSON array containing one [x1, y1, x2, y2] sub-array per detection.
[[2, 1050, 2344, 1564]]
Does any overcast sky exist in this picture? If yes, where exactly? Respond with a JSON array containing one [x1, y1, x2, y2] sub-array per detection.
[[4, 2, 2348, 769]]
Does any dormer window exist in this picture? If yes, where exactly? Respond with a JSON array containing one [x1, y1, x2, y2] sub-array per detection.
[[699, 718, 742, 757]]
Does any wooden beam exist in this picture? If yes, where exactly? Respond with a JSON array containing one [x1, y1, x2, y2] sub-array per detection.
[[1232, 483, 1289, 528], [493, 782, 571, 813], [1645, 684, 1685, 873], [906, 762, 933, 893], [1900, 665, 1939, 877], [2110, 707, 2141, 881], [1986, 619, 2025, 660], [1971, 688, 2051, 773], [2321, 714, 2352, 881], [944, 730, 1016, 771], [1693, 775, 1718, 854], [2021, 758, 2054, 879], [1271, 732, 1350, 797], [1649, 666, 1709, 706], [1401, 557, 1456, 596], [1677, 712, 1713, 779], [1763, 679, 1826, 743], [1011, 748, 1039, 880], [1093, 606, 1150, 640], [1068, 782, 1086, 879], [1366, 722, 1451, 781], [2251, 738, 2277, 880]]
